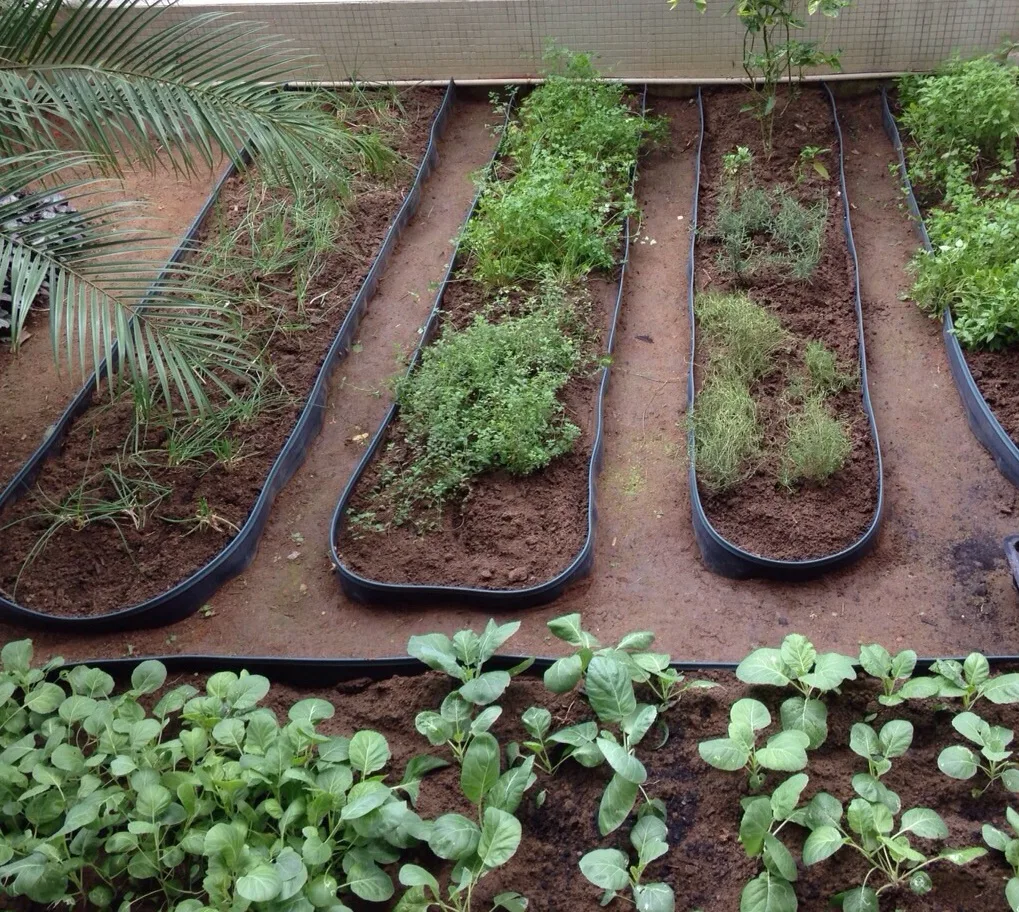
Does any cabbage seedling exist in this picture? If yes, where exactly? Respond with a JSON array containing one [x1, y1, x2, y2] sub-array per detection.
[[930, 654, 1019, 709], [981, 806, 1019, 911], [698, 698, 810, 791], [579, 807, 675, 912], [857, 644, 940, 707], [938, 711, 1019, 796], [849, 719, 914, 778], [737, 634, 856, 750]]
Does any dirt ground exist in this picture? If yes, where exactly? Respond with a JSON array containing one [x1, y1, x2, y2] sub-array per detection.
[[1, 91, 1017, 665]]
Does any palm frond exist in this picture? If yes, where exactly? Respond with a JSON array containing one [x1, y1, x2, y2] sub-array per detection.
[[0, 153, 252, 412], [0, 0, 358, 187]]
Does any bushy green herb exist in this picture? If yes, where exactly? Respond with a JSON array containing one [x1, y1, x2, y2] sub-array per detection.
[[899, 55, 1019, 195], [691, 375, 761, 493], [795, 145, 830, 184], [737, 633, 856, 751], [781, 395, 852, 486], [579, 807, 675, 912], [695, 291, 788, 383], [938, 712, 1019, 796], [981, 807, 1019, 911], [804, 340, 856, 396], [857, 644, 940, 707]]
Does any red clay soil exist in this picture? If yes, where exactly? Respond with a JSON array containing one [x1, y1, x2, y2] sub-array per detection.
[[693, 88, 879, 560], [0, 88, 445, 618], [13, 664, 1011, 912], [0, 163, 221, 491], [966, 349, 1019, 443], [2, 93, 1019, 665], [335, 276, 616, 589]]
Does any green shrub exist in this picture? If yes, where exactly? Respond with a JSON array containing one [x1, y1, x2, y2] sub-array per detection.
[[692, 376, 761, 493], [363, 285, 587, 528], [804, 340, 856, 396], [695, 291, 787, 382], [782, 395, 852, 485], [899, 56, 1019, 195], [910, 186, 1019, 349]]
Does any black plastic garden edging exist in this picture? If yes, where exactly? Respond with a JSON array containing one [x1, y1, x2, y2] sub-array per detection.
[[0, 81, 457, 633], [1006, 535, 1019, 595], [687, 85, 885, 581], [880, 88, 1019, 490], [329, 86, 650, 609]]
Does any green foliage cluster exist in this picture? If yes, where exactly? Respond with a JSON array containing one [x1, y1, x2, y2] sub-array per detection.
[[781, 395, 852, 486], [462, 49, 649, 286], [353, 286, 587, 533], [712, 147, 827, 281], [898, 56, 1019, 351], [696, 290, 789, 383]]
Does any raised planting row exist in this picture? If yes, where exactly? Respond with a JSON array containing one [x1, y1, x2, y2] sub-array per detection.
[[688, 86, 882, 576], [885, 55, 1019, 486], [333, 51, 657, 602], [0, 86, 449, 625], [5, 623, 1019, 911]]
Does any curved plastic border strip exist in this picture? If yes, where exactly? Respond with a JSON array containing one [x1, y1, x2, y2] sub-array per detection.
[[329, 87, 649, 608], [687, 85, 885, 580], [0, 82, 457, 632], [880, 88, 1019, 489]]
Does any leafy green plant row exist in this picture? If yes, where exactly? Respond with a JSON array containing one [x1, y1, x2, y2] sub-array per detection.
[[5, 624, 1019, 912], [899, 54, 1019, 350]]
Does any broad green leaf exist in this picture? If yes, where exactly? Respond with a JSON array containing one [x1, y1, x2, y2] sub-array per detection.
[[739, 871, 796, 912], [851, 773, 900, 814], [763, 834, 797, 882], [579, 848, 629, 891], [801, 652, 856, 692], [952, 711, 989, 745], [898, 676, 941, 699], [982, 823, 1010, 852], [938, 745, 979, 780], [771, 773, 808, 821], [849, 723, 880, 761], [24, 683, 64, 715], [1002, 768, 1019, 792], [477, 620, 521, 662], [585, 655, 637, 723], [890, 650, 918, 679], [736, 649, 791, 687], [633, 882, 675, 912], [415, 711, 453, 746], [739, 797, 773, 856], [879, 720, 914, 758], [136, 784, 171, 819], [631, 815, 669, 861], [548, 721, 598, 747], [843, 885, 878, 912], [982, 674, 1019, 705], [757, 731, 809, 772], [429, 813, 481, 860], [399, 864, 440, 896], [803, 826, 844, 865], [493, 891, 528, 912], [407, 634, 463, 680], [522, 707, 551, 739], [130, 660, 167, 695], [453, 630, 481, 667], [858, 644, 891, 678], [780, 634, 817, 677], [459, 671, 511, 706], [964, 653, 991, 687], [487, 756, 536, 815], [780, 696, 827, 749], [340, 781, 391, 820], [547, 613, 595, 648], [274, 847, 307, 901], [698, 737, 748, 772], [618, 630, 656, 651], [478, 807, 521, 868], [900, 807, 948, 839], [622, 704, 658, 746], [598, 773, 638, 836], [462, 732, 500, 804], [236, 864, 282, 903], [805, 792, 843, 830], [347, 861, 394, 902], [58, 800, 98, 835], [230, 674, 270, 711], [1, 641, 32, 674], [1006, 876, 1019, 912], [732, 698, 771, 733], [288, 699, 334, 725], [939, 846, 987, 865], [349, 731, 390, 777], [597, 738, 647, 785], [544, 655, 583, 694], [211, 718, 244, 751]]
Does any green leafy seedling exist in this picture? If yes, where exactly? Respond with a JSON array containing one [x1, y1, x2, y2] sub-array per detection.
[[698, 698, 810, 792], [930, 654, 1019, 709], [938, 711, 1019, 796], [858, 644, 940, 707], [737, 634, 856, 750], [801, 784, 986, 911], [849, 719, 914, 778], [737, 774, 809, 912], [579, 805, 675, 912], [981, 806, 1019, 911]]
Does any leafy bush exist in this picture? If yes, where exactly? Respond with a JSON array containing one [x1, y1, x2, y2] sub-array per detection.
[[695, 291, 788, 382], [691, 375, 761, 493], [781, 395, 852, 485], [910, 187, 1019, 349], [804, 340, 856, 396], [361, 286, 586, 529], [899, 55, 1019, 195]]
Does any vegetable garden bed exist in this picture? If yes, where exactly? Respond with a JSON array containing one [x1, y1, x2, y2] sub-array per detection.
[[4, 622, 1019, 912], [881, 57, 1019, 489], [332, 65, 651, 605], [688, 87, 883, 578], [0, 86, 450, 628]]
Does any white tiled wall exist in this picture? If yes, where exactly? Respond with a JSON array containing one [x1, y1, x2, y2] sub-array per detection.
[[166, 0, 1019, 81]]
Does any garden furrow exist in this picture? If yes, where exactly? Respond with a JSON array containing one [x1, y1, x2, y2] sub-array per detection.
[[0, 86, 452, 629]]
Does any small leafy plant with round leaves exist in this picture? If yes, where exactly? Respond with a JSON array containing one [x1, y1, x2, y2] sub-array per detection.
[[930, 653, 1019, 709], [849, 719, 914, 779], [981, 806, 1019, 911], [857, 644, 940, 707], [938, 711, 1019, 797]]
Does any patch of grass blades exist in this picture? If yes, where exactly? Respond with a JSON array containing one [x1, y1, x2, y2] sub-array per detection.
[[781, 395, 852, 486], [355, 283, 590, 530], [695, 291, 787, 382], [692, 375, 761, 493], [804, 340, 857, 396]]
